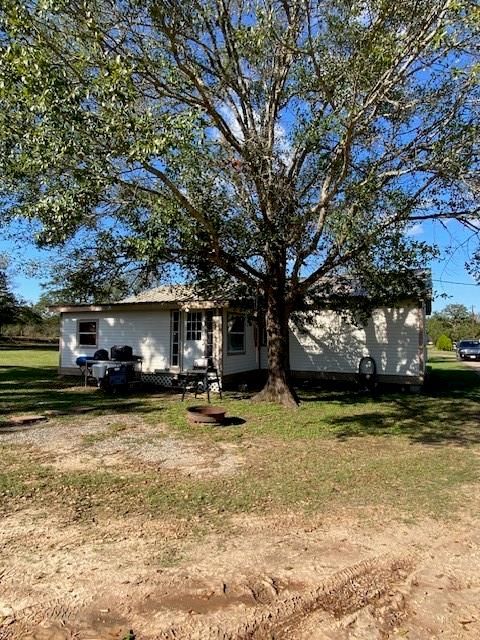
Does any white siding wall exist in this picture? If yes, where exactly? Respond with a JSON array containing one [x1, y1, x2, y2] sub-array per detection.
[[61, 304, 422, 379], [261, 307, 424, 376], [222, 310, 258, 376], [60, 310, 172, 372], [260, 306, 421, 377]]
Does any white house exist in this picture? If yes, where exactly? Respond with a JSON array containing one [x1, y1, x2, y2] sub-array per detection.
[[54, 283, 430, 388]]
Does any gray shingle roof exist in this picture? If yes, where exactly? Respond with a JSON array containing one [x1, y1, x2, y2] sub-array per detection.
[[120, 285, 201, 304]]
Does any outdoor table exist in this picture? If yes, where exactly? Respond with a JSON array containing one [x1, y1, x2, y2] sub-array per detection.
[[179, 367, 222, 403]]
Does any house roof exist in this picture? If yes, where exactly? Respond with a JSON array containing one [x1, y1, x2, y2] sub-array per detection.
[[49, 284, 240, 313], [50, 272, 432, 314], [120, 285, 202, 304]]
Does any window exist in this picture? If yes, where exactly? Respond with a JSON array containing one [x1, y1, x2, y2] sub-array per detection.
[[171, 310, 180, 367], [78, 320, 97, 347], [261, 318, 267, 346], [227, 313, 245, 354], [186, 311, 202, 341]]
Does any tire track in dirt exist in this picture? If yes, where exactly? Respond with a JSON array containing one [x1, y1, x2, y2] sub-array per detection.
[[0, 568, 16, 585], [0, 596, 82, 640], [156, 553, 414, 639]]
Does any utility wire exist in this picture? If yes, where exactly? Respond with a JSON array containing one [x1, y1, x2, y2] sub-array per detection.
[[432, 279, 478, 286]]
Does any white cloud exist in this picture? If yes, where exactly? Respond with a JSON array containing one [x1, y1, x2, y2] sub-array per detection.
[[217, 105, 293, 167], [218, 105, 245, 143], [466, 217, 480, 230], [406, 222, 424, 237]]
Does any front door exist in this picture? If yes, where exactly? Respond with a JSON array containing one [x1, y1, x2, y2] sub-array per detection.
[[183, 311, 205, 369]]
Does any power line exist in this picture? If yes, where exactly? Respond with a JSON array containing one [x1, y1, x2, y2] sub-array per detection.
[[432, 279, 478, 287]]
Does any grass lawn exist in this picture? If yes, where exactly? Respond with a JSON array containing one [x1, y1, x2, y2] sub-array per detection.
[[1, 347, 479, 526]]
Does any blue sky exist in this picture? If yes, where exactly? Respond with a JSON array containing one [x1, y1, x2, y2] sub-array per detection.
[[408, 219, 480, 313], [1, 218, 478, 313]]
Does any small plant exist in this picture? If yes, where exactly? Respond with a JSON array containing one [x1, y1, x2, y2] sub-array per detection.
[[436, 334, 453, 351]]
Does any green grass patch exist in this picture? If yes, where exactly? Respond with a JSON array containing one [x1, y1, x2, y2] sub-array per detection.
[[1, 347, 479, 525], [0, 348, 160, 420], [159, 354, 480, 447], [0, 437, 476, 522], [0, 470, 27, 498]]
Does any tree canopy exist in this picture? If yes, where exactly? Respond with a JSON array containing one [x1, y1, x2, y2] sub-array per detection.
[[0, 264, 20, 331], [427, 303, 479, 343], [1, 0, 479, 403], [0, 258, 41, 332]]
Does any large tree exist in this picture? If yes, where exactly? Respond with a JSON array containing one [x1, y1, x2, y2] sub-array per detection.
[[0, 266, 19, 333], [0, 0, 479, 405], [0, 258, 39, 333]]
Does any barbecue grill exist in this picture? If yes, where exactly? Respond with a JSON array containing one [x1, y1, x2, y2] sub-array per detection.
[[111, 345, 133, 361], [76, 344, 142, 391]]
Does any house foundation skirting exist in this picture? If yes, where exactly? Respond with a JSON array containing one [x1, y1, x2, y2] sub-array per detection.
[[58, 367, 423, 390], [290, 370, 424, 386], [58, 368, 222, 392], [221, 369, 424, 389], [146, 371, 222, 393]]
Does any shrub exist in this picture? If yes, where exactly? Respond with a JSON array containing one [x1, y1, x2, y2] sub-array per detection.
[[436, 334, 453, 351]]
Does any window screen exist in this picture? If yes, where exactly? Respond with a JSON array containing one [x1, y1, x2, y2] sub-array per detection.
[[78, 320, 97, 347]]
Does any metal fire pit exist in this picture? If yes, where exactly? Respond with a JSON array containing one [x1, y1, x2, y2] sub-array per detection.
[[187, 405, 226, 425]]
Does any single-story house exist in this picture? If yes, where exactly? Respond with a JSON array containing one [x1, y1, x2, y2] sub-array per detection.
[[53, 282, 430, 389]]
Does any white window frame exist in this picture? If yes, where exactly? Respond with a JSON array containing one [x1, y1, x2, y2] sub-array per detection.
[[227, 313, 246, 355], [170, 310, 181, 368], [77, 318, 98, 349], [186, 311, 203, 341]]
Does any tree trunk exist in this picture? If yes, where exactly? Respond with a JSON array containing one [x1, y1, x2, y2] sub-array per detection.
[[252, 286, 299, 408]]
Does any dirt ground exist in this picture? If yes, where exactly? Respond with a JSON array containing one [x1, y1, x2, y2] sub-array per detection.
[[1, 414, 480, 639], [463, 359, 480, 376]]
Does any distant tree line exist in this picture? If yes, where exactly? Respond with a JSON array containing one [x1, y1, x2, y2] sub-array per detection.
[[0, 263, 59, 341], [427, 304, 480, 351]]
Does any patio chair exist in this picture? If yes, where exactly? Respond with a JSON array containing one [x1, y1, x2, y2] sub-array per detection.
[[180, 358, 222, 403]]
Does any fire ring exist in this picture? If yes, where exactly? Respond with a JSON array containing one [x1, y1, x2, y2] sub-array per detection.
[[187, 405, 226, 425]]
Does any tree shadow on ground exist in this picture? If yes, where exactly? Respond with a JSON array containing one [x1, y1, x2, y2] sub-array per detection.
[[3, 358, 479, 447], [0, 365, 165, 417], [331, 400, 479, 446], [317, 366, 480, 447], [219, 417, 246, 427]]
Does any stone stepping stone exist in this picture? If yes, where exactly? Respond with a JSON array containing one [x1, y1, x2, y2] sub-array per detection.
[[4, 414, 47, 426]]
